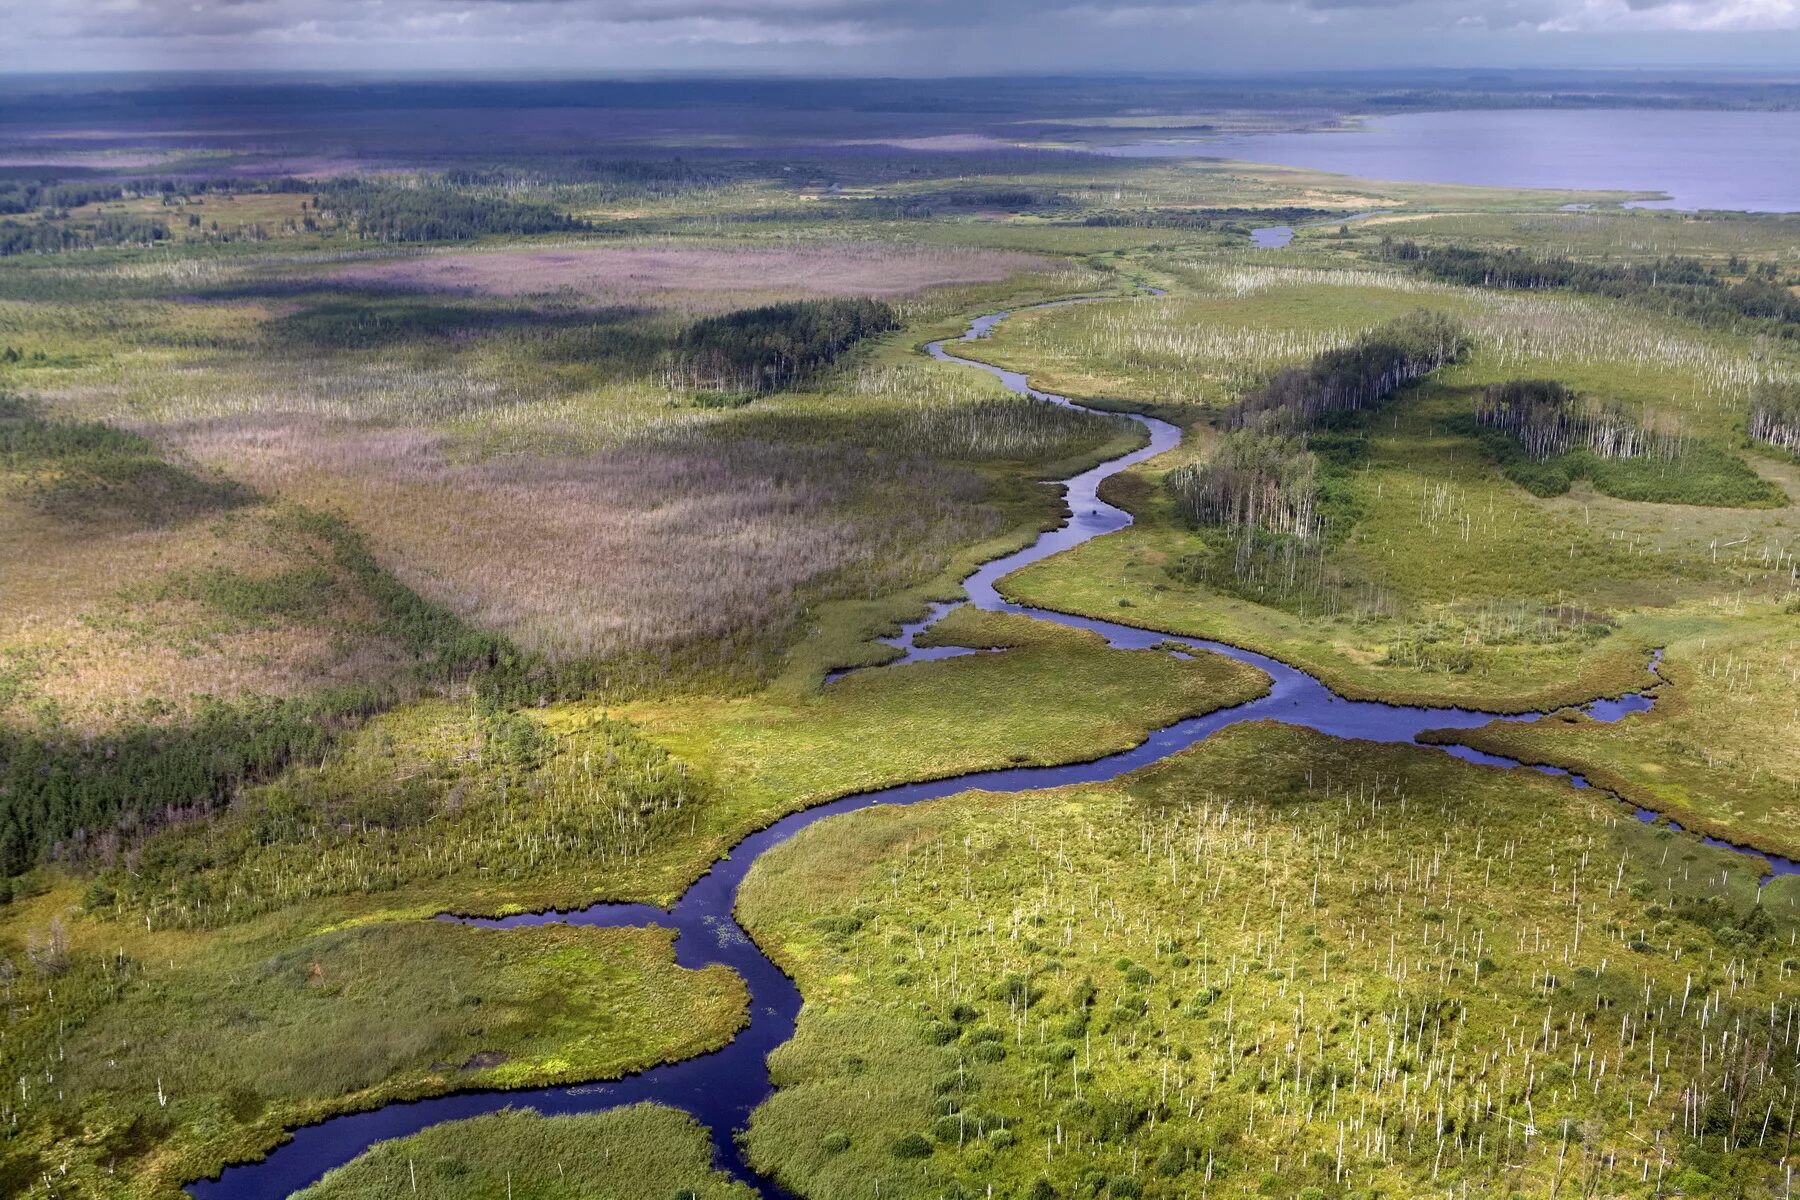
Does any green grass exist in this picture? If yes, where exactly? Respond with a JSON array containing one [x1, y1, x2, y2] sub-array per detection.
[[738, 722, 1800, 1200], [0, 913, 746, 1199], [72, 605, 1265, 930], [998, 506, 1663, 712], [1451, 415, 1784, 508], [601, 606, 1270, 903], [1422, 609, 1800, 860], [295, 1105, 756, 1200], [987, 276, 1798, 720]]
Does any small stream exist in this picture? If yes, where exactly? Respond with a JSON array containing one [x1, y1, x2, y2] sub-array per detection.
[[1249, 210, 1388, 248], [188, 300, 1798, 1200]]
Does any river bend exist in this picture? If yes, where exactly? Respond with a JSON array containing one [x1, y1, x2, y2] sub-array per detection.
[[189, 298, 1797, 1200]]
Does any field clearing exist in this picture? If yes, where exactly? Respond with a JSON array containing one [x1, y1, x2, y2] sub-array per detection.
[[739, 722, 1799, 1200]]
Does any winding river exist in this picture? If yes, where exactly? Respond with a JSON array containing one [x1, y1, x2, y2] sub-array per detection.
[[189, 299, 1800, 1200]]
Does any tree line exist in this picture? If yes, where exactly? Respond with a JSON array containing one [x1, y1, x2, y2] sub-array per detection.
[[311, 181, 587, 243], [1374, 237, 1800, 337], [0, 214, 169, 257]]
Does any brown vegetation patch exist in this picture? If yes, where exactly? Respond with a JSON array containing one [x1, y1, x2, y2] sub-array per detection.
[[173, 417, 1003, 682], [0, 503, 408, 731], [327, 243, 1049, 306]]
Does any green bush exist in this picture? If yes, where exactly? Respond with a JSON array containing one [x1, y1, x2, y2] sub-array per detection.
[[891, 1132, 934, 1159]]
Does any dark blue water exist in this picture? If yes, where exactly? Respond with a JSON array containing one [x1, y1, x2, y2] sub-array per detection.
[[1102, 109, 1800, 213], [188, 300, 1796, 1200]]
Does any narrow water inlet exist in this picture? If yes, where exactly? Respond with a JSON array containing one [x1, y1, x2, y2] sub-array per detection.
[[187, 297, 1794, 1200]]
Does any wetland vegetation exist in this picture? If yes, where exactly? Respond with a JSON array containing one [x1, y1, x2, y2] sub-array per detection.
[[1, 73, 1798, 1200]]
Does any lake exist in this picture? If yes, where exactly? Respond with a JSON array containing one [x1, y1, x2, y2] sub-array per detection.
[[1099, 109, 1800, 212]]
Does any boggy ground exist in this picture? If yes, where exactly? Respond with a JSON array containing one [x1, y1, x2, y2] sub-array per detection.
[[965, 218, 1799, 860], [0, 607, 1266, 1194], [737, 723, 1800, 1200], [292, 1105, 756, 1200]]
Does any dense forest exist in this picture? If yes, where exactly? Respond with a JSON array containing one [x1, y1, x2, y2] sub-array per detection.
[[668, 298, 898, 392], [1374, 238, 1800, 336], [311, 181, 588, 242], [0, 214, 169, 256]]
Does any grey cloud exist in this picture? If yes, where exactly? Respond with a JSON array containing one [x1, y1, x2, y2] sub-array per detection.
[[4, 0, 1798, 70]]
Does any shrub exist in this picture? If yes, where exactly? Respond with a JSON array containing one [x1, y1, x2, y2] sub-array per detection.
[[890, 1132, 933, 1159]]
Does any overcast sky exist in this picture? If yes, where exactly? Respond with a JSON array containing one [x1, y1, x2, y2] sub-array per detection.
[[4, 0, 1800, 74]]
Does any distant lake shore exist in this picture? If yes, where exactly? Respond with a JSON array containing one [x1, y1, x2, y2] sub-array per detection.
[[1098, 108, 1800, 213]]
